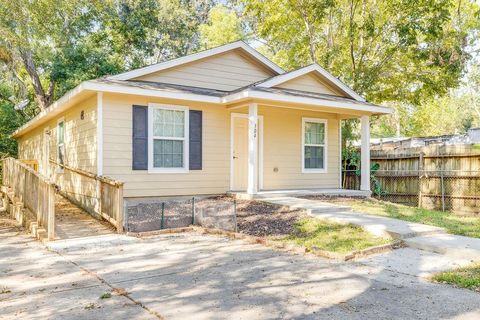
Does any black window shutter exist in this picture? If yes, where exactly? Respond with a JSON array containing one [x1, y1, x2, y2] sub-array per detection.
[[189, 110, 202, 170], [132, 105, 148, 170]]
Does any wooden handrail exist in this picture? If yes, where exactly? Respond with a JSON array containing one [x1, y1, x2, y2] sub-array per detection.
[[48, 159, 123, 187], [4, 157, 50, 182]]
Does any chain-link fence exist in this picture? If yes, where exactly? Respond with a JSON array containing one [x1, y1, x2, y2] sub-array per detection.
[[125, 196, 238, 232], [343, 169, 480, 214]]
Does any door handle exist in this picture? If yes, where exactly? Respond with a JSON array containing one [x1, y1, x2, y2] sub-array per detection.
[[233, 156, 238, 159]]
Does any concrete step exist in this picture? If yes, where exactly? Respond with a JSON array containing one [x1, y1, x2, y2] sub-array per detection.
[[308, 210, 446, 239], [405, 234, 480, 261], [259, 197, 353, 214]]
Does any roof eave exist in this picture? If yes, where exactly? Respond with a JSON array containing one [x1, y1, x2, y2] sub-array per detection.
[[222, 90, 393, 115]]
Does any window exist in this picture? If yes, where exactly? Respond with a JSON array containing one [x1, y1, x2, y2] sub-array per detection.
[[148, 104, 189, 172], [57, 118, 65, 172], [302, 118, 327, 172]]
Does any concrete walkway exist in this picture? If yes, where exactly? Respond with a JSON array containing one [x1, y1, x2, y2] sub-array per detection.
[[2, 216, 480, 320], [260, 196, 480, 261]]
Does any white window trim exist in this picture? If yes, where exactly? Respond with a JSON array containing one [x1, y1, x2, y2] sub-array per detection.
[[302, 117, 328, 173], [56, 117, 65, 174], [148, 103, 189, 173]]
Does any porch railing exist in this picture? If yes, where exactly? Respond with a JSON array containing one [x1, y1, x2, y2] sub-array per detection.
[[1, 157, 55, 240]]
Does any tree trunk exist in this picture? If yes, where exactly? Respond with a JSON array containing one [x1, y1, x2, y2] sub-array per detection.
[[19, 49, 55, 110]]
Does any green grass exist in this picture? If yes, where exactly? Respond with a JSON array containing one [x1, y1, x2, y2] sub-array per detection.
[[343, 199, 480, 238], [432, 263, 480, 291], [274, 218, 391, 254], [100, 292, 112, 299]]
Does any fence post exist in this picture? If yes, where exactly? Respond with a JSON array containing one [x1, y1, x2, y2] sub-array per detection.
[[96, 180, 102, 217], [161, 202, 165, 229], [440, 170, 446, 212], [418, 152, 424, 208], [47, 182, 55, 240], [116, 184, 124, 233], [191, 197, 195, 225], [233, 199, 237, 232]]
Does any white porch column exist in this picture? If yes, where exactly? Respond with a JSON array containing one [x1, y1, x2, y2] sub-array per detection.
[[360, 115, 371, 192], [247, 103, 258, 194]]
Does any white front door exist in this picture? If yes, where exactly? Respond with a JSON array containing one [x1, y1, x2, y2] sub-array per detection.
[[231, 114, 263, 191], [232, 116, 249, 191]]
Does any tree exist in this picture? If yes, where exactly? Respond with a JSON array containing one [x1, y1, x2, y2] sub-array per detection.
[[0, 0, 216, 112], [241, 0, 480, 105], [199, 5, 245, 49]]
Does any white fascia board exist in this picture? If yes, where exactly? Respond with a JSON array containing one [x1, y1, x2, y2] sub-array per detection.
[[221, 90, 393, 114], [257, 64, 366, 102], [84, 81, 222, 104], [108, 41, 284, 81]]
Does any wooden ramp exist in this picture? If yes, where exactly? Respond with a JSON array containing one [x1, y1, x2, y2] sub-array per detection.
[[54, 194, 115, 240]]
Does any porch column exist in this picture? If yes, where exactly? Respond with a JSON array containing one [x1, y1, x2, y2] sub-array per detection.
[[360, 115, 371, 192], [247, 103, 258, 194]]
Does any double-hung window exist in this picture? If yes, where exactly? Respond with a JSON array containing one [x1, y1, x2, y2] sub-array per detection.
[[57, 118, 65, 172], [302, 118, 327, 173], [148, 104, 189, 173]]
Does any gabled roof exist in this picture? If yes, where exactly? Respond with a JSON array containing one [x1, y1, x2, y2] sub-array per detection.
[[10, 78, 392, 138], [108, 41, 285, 81], [256, 64, 365, 102]]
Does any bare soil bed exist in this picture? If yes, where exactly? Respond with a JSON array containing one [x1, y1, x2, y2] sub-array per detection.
[[235, 199, 306, 237]]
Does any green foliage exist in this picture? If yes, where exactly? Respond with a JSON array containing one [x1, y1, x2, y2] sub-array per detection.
[[432, 263, 480, 291], [242, 0, 479, 106], [0, 82, 26, 157], [100, 292, 112, 299], [199, 5, 245, 49]]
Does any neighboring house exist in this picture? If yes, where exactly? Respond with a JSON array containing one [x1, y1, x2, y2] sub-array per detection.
[[12, 41, 392, 225], [370, 128, 480, 151]]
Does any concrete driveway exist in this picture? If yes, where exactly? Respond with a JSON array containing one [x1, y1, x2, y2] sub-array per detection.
[[1, 223, 480, 319]]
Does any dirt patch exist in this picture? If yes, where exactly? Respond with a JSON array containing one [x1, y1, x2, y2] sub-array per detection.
[[235, 199, 306, 237]]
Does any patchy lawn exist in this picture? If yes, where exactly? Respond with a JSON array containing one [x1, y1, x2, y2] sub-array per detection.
[[307, 197, 480, 238], [236, 200, 391, 254], [432, 263, 480, 292], [274, 218, 392, 254]]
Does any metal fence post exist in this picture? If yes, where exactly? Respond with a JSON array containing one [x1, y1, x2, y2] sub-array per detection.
[[233, 199, 238, 232], [191, 197, 195, 225], [440, 170, 446, 212], [161, 202, 165, 229]]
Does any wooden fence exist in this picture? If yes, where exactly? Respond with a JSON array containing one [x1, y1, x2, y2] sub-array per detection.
[[49, 159, 124, 232], [344, 144, 480, 215], [1, 157, 55, 239]]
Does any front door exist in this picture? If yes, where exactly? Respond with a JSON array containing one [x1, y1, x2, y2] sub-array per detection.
[[231, 115, 262, 191], [232, 116, 249, 191]]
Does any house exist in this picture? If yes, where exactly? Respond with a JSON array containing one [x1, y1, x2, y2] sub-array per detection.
[[11, 41, 393, 229]]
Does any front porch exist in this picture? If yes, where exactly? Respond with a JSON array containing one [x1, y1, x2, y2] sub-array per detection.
[[229, 188, 371, 200], [228, 101, 374, 196]]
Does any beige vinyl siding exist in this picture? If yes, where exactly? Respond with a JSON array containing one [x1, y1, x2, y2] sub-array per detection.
[[102, 92, 340, 197], [18, 96, 98, 211], [275, 73, 345, 96], [102, 93, 230, 198], [134, 50, 276, 91], [259, 106, 340, 190]]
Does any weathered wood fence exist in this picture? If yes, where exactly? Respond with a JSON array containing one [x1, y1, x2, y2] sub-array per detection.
[[344, 145, 480, 214], [1, 157, 55, 239], [49, 159, 124, 232]]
